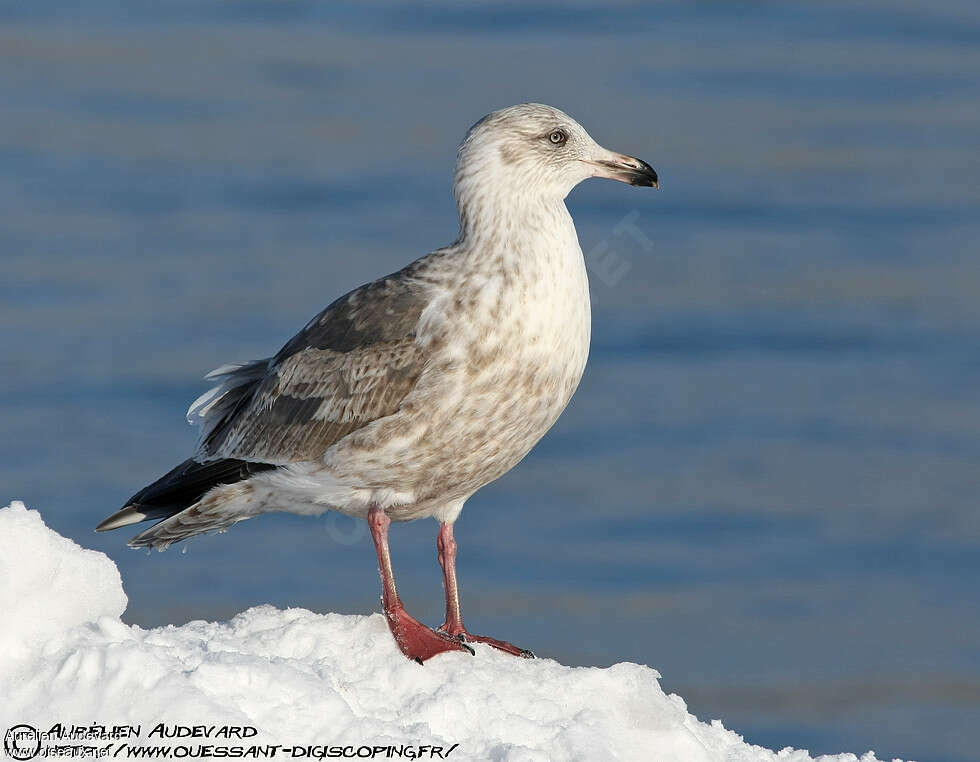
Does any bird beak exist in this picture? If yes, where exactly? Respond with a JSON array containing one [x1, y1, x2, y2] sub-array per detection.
[[586, 151, 659, 188]]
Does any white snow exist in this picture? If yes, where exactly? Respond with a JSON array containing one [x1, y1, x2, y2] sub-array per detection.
[[0, 502, 900, 762]]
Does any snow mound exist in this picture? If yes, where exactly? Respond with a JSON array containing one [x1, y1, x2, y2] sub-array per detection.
[[0, 503, 898, 762], [0, 501, 126, 662]]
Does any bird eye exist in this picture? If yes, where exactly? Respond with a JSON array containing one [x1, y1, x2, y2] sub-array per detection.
[[548, 129, 567, 146]]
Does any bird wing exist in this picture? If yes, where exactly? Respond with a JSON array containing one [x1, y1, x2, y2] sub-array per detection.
[[195, 272, 430, 464]]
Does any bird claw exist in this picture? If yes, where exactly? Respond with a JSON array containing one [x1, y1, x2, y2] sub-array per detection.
[[438, 626, 534, 658], [386, 606, 475, 663]]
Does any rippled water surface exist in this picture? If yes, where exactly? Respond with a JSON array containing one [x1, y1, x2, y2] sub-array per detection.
[[3, 2, 980, 760]]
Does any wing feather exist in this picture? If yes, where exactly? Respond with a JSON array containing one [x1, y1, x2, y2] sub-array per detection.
[[196, 271, 429, 463]]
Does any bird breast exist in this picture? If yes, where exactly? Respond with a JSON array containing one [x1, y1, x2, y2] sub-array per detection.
[[324, 209, 593, 513], [404, 223, 592, 495]]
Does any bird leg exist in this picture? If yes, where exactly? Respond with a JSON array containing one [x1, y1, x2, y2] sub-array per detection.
[[367, 504, 473, 663], [436, 521, 534, 658]]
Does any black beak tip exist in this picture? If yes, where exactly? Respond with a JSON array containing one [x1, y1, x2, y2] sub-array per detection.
[[632, 159, 659, 189], [594, 157, 659, 189], [630, 172, 659, 189]]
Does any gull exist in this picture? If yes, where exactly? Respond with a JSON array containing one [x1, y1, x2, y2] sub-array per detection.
[[97, 103, 658, 662]]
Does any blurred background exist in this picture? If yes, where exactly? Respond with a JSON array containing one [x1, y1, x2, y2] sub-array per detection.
[[2, 1, 979, 759]]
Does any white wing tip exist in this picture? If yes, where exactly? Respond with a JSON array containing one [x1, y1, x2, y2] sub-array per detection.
[[96, 506, 149, 532], [187, 386, 224, 425], [204, 363, 247, 380]]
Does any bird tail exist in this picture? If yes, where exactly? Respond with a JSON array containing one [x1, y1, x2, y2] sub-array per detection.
[[96, 457, 276, 549]]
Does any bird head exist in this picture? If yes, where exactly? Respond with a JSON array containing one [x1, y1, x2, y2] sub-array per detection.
[[454, 103, 658, 208]]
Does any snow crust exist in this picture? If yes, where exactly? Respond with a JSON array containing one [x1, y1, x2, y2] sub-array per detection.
[[0, 502, 900, 762]]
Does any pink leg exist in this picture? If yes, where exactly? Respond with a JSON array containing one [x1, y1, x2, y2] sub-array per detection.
[[368, 505, 473, 663], [437, 521, 534, 658]]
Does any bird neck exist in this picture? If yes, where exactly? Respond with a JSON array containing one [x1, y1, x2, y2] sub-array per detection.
[[455, 189, 575, 256]]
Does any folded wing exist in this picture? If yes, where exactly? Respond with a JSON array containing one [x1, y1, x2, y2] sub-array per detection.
[[196, 271, 431, 464]]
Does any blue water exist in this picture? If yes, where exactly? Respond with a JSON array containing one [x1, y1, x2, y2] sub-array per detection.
[[2, 2, 980, 760]]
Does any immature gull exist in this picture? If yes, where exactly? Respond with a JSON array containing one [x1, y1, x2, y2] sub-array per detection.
[[97, 103, 658, 662]]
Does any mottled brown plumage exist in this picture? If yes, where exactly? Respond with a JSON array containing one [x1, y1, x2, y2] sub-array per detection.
[[97, 103, 657, 663], [200, 273, 430, 464]]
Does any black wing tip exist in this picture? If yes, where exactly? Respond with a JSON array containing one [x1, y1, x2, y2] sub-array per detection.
[[97, 459, 277, 534]]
